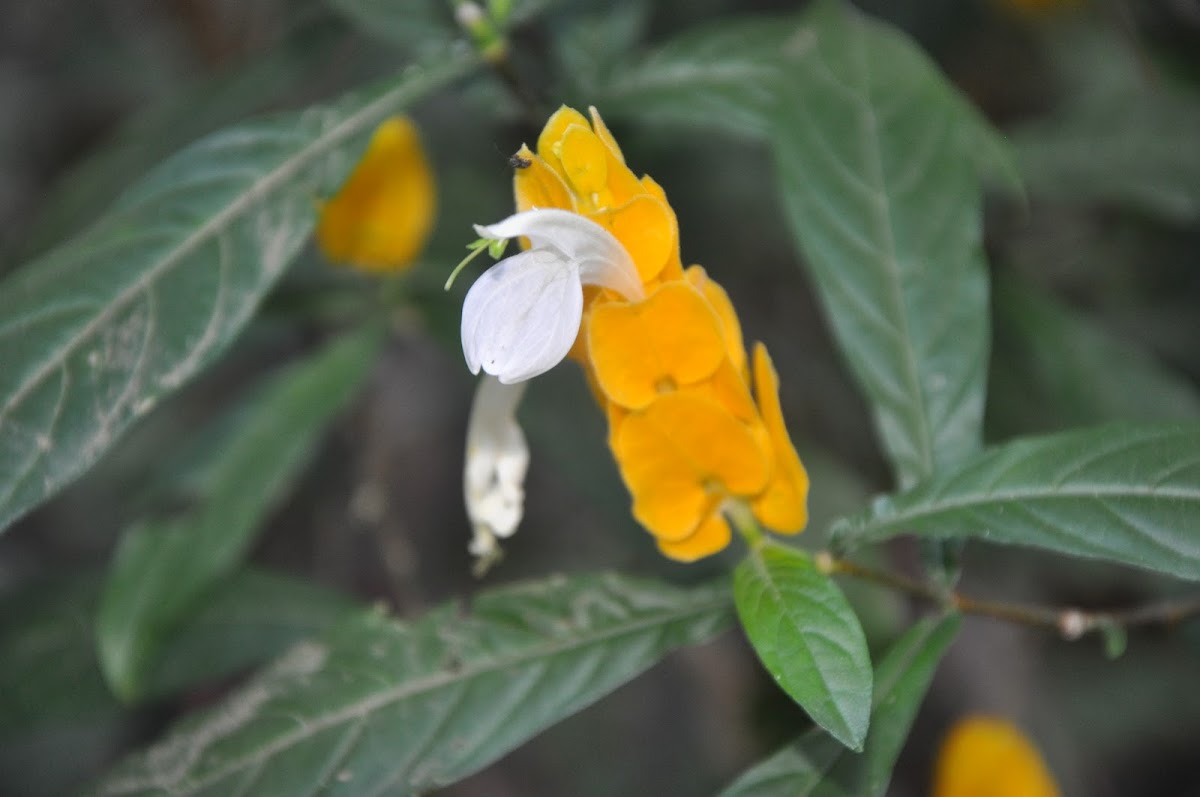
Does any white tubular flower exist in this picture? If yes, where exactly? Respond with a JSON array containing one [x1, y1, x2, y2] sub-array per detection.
[[461, 208, 644, 384], [464, 376, 529, 572]]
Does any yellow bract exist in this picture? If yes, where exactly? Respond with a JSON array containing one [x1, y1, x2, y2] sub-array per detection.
[[316, 116, 435, 273], [616, 392, 771, 540], [515, 105, 810, 560], [588, 195, 675, 283], [588, 282, 726, 410], [750, 344, 810, 533], [933, 717, 1061, 797]]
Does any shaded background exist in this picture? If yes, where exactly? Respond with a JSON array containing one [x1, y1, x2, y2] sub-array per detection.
[[2, 0, 1200, 794]]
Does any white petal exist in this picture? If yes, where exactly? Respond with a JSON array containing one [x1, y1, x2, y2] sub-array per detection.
[[464, 377, 529, 567], [461, 248, 584, 384], [474, 209, 643, 301]]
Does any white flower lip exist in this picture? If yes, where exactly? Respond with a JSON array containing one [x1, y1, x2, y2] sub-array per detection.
[[462, 248, 584, 384], [464, 377, 529, 567], [461, 209, 643, 385]]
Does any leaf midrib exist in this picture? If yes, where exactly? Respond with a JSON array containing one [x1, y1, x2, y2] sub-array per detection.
[[842, 24, 936, 484], [120, 592, 730, 796]]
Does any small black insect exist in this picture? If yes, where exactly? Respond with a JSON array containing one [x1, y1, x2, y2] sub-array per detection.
[[508, 153, 532, 170]]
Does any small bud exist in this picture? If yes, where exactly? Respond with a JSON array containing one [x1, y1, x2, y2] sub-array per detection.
[[455, 1, 486, 31], [487, 238, 509, 259]]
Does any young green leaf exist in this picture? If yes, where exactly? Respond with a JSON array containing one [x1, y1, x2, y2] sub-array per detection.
[[734, 544, 873, 750], [769, 0, 996, 488], [720, 614, 960, 797], [85, 572, 733, 797], [0, 53, 474, 536], [833, 423, 1200, 581], [96, 328, 382, 700]]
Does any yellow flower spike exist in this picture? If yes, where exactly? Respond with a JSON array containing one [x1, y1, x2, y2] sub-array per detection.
[[588, 106, 625, 163], [513, 144, 575, 215], [933, 717, 1061, 797], [588, 194, 675, 283], [316, 116, 435, 273], [588, 281, 727, 410], [458, 103, 811, 565], [749, 343, 809, 534], [615, 392, 771, 541], [685, 266, 747, 378], [656, 511, 732, 563]]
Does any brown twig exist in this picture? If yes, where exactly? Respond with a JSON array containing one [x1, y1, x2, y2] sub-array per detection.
[[820, 553, 1200, 641]]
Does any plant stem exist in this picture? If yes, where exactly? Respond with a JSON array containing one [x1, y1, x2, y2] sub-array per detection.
[[728, 501, 766, 551], [824, 554, 1200, 641]]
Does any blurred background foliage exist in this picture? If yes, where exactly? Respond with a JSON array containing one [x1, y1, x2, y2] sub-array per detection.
[[0, 0, 1198, 794]]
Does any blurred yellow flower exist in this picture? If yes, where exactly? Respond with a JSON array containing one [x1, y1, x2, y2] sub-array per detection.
[[316, 116, 436, 273], [458, 105, 808, 563], [933, 716, 1061, 797]]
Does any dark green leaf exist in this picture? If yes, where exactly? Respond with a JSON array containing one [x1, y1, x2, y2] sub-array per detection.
[[833, 423, 1200, 581], [0, 53, 475, 534], [1010, 23, 1200, 222], [597, 16, 806, 137], [720, 735, 846, 797], [555, 3, 648, 96], [720, 614, 959, 797], [1013, 90, 1200, 222], [0, 569, 355, 735], [769, 1, 994, 487], [599, 5, 1017, 193], [326, 0, 457, 56], [990, 276, 1200, 437], [143, 569, 359, 699], [0, 573, 119, 735], [734, 544, 872, 750], [824, 613, 959, 795], [86, 572, 733, 796], [97, 328, 382, 700], [19, 30, 342, 259]]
